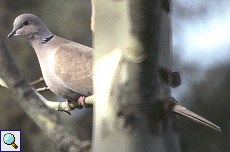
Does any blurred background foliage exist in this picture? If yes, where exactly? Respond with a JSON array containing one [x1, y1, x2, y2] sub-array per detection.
[[172, 0, 230, 152], [0, 0, 229, 152]]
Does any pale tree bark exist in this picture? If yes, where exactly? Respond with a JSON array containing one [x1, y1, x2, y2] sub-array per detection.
[[93, 0, 181, 152]]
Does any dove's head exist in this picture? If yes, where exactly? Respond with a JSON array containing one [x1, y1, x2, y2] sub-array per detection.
[[8, 13, 52, 42]]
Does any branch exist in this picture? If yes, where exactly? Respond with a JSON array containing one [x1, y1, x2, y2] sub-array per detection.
[[0, 77, 94, 114], [0, 78, 8, 88], [0, 35, 90, 152], [36, 86, 49, 92], [91, 0, 95, 32], [30, 77, 44, 85], [35, 91, 94, 115]]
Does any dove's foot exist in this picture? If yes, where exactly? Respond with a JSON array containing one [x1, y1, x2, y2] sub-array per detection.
[[64, 96, 88, 113], [78, 96, 88, 107], [65, 99, 83, 111]]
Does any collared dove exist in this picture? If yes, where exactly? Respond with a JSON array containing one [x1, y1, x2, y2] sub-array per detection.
[[8, 13, 220, 131], [8, 13, 93, 107]]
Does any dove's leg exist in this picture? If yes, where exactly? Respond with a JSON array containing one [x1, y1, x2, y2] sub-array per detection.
[[78, 96, 87, 107], [64, 96, 88, 113], [66, 99, 83, 111]]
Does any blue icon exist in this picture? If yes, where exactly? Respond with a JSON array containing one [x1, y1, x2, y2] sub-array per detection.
[[3, 133, 18, 149], [1, 130, 21, 151]]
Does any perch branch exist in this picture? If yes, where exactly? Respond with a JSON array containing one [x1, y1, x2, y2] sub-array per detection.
[[0, 77, 94, 113], [35, 91, 94, 115]]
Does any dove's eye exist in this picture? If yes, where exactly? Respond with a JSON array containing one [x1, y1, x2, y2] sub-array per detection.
[[23, 21, 29, 26]]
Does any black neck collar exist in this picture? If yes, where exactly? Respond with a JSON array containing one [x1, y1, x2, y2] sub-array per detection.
[[41, 35, 54, 43]]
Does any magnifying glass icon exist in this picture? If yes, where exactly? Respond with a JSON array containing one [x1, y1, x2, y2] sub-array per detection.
[[3, 133, 18, 149]]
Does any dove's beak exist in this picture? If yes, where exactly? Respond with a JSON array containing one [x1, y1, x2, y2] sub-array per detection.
[[7, 30, 16, 39]]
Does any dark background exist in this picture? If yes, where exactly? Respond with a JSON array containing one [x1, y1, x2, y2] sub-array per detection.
[[0, 0, 229, 151]]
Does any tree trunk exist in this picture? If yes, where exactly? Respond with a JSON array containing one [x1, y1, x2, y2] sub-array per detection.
[[92, 0, 181, 151]]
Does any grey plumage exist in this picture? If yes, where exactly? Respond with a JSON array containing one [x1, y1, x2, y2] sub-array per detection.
[[8, 13, 93, 102]]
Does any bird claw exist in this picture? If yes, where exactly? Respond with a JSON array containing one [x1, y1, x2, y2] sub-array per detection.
[[64, 110, 71, 115], [78, 96, 88, 108], [61, 96, 87, 115], [66, 99, 84, 110], [57, 102, 72, 115]]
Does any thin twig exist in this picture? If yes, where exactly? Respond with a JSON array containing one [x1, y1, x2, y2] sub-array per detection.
[[0, 78, 8, 88], [30, 77, 44, 85], [36, 87, 50, 92]]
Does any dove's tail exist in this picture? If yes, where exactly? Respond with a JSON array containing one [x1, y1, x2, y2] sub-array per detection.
[[172, 103, 221, 132]]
